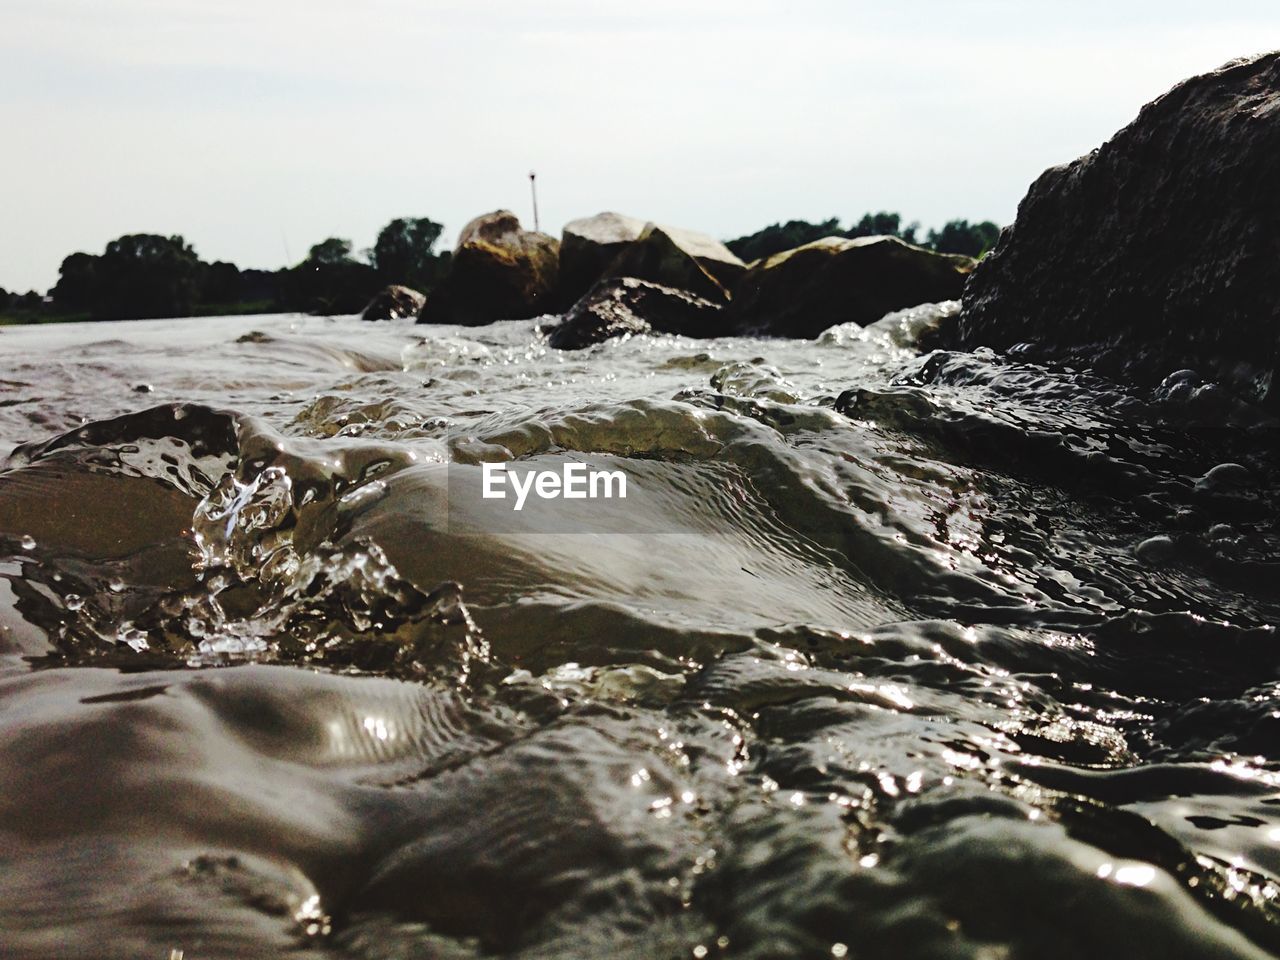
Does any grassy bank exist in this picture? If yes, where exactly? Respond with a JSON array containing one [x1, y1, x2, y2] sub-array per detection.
[[0, 308, 91, 326], [0, 300, 278, 326]]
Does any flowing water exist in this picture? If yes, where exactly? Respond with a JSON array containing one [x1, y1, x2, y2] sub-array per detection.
[[2, 308, 1280, 959]]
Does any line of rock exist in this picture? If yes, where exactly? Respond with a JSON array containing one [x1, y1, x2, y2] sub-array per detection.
[[361, 209, 975, 348], [365, 51, 1280, 411]]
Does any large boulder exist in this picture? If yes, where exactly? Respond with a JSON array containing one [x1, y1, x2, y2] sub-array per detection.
[[600, 222, 747, 304], [546, 277, 726, 350], [418, 211, 559, 326], [958, 53, 1280, 405], [725, 236, 974, 338], [361, 284, 425, 321], [558, 212, 648, 304]]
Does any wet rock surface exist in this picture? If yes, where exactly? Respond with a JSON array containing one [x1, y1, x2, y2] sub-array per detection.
[[547, 277, 727, 349], [557, 211, 648, 306], [726, 235, 974, 338], [959, 52, 1280, 405], [418, 210, 560, 326], [361, 284, 426, 321], [602, 222, 746, 304]]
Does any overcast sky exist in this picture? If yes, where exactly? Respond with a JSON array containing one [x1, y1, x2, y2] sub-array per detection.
[[2, 0, 1278, 291]]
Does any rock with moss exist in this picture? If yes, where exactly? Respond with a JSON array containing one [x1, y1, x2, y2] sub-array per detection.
[[725, 236, 974, 338], [361, 284, 426, 321], [558, 212, 648, 305], [601, 223, 747, 304], [547, 277, 726, 350], [418, 211, 559, 326], [959, 52, 1280, 406]]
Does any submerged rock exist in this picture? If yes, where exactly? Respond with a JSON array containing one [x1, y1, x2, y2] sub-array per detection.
[[361, 284, 426, 321], [546, 277, 725, 350], [558, 212, 648, 305], [601, 222, 747, 304], [1194, 462, 1252, 494], [725, 235, 974, 338], [1135, 535, 1177, 565], [959, 52, 1280, 405], [418, 211, 559, 326]]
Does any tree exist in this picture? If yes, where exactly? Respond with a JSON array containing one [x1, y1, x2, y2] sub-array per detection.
[[725, 218, 844, 262], [201, 261, 242, 305], [236, 268, 285, 306], [927, 220, 1001, 257], [726, 213, 925, 262], [51, 239, 292, 318], [845, 211, 921, 245], [307, 237, 356, 266], [97, 234, 204, 319], [283, 237, 378, 314], [371, 217, 446, 290], [51, 251, 101, 312], [15, 291, 42, 310], [727, 213, 1001, 262]]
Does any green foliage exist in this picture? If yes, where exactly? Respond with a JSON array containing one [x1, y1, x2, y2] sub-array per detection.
[[51, 252, 100, 312], [201, 261, 241, 305], [726, 213, 999, 262], [0, 288, 72, 325], [847, 212, 920, 245], [51, 234, 204, 320], [926, 219, 1001, 257], [283, 237, 378, 314], [35, 215, 447, 322], [49, 234, 279, 320], [371, 217, 446, 290], [726, 219, 842, 262], [307, 237, 355, 266]]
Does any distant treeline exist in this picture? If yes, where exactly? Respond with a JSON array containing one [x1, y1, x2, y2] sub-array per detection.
[[724, 213, 1001, 263], [0, 217, 450, 322], [0, 212, 1000, 322]]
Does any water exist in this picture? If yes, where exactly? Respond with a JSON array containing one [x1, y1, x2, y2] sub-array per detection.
[[1, 308, 1279, 958]]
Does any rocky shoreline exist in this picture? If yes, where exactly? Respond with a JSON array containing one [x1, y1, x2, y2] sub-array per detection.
[[364, 209, 976, 347], [366, 50, 1280, 413], [958, 52, 1280, 409]]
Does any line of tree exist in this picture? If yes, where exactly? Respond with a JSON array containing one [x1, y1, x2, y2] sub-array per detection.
[[22, 217, 450, 322], [0, 288, 46, 313], [724, 213, 1001, 263], [4, 211, 1001, 322]]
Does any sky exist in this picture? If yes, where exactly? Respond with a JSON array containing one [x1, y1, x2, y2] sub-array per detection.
[[2, 0, 1279, 292]]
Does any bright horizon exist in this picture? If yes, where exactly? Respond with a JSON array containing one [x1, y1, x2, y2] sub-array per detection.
[[3, 0, 1279, 292]]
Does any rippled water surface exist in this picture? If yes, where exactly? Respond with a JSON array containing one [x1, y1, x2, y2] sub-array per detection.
[[3, 310, 1280, 959]]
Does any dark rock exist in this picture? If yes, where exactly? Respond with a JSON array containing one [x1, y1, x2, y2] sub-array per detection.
[[361, 284, 426, 321], [1195, 462, 1252, 494], [558, 212, 648, 305], [601, 223, 746, 304], [1135, 535, 1177, 565], [418, 211, 559, 326], [725, 236, 974, 338], [958, 53, 1280, 405], [547, 277, 726, 350]]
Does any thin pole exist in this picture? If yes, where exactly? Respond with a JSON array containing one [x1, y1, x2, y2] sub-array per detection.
[[529, 171, 540, 232]]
